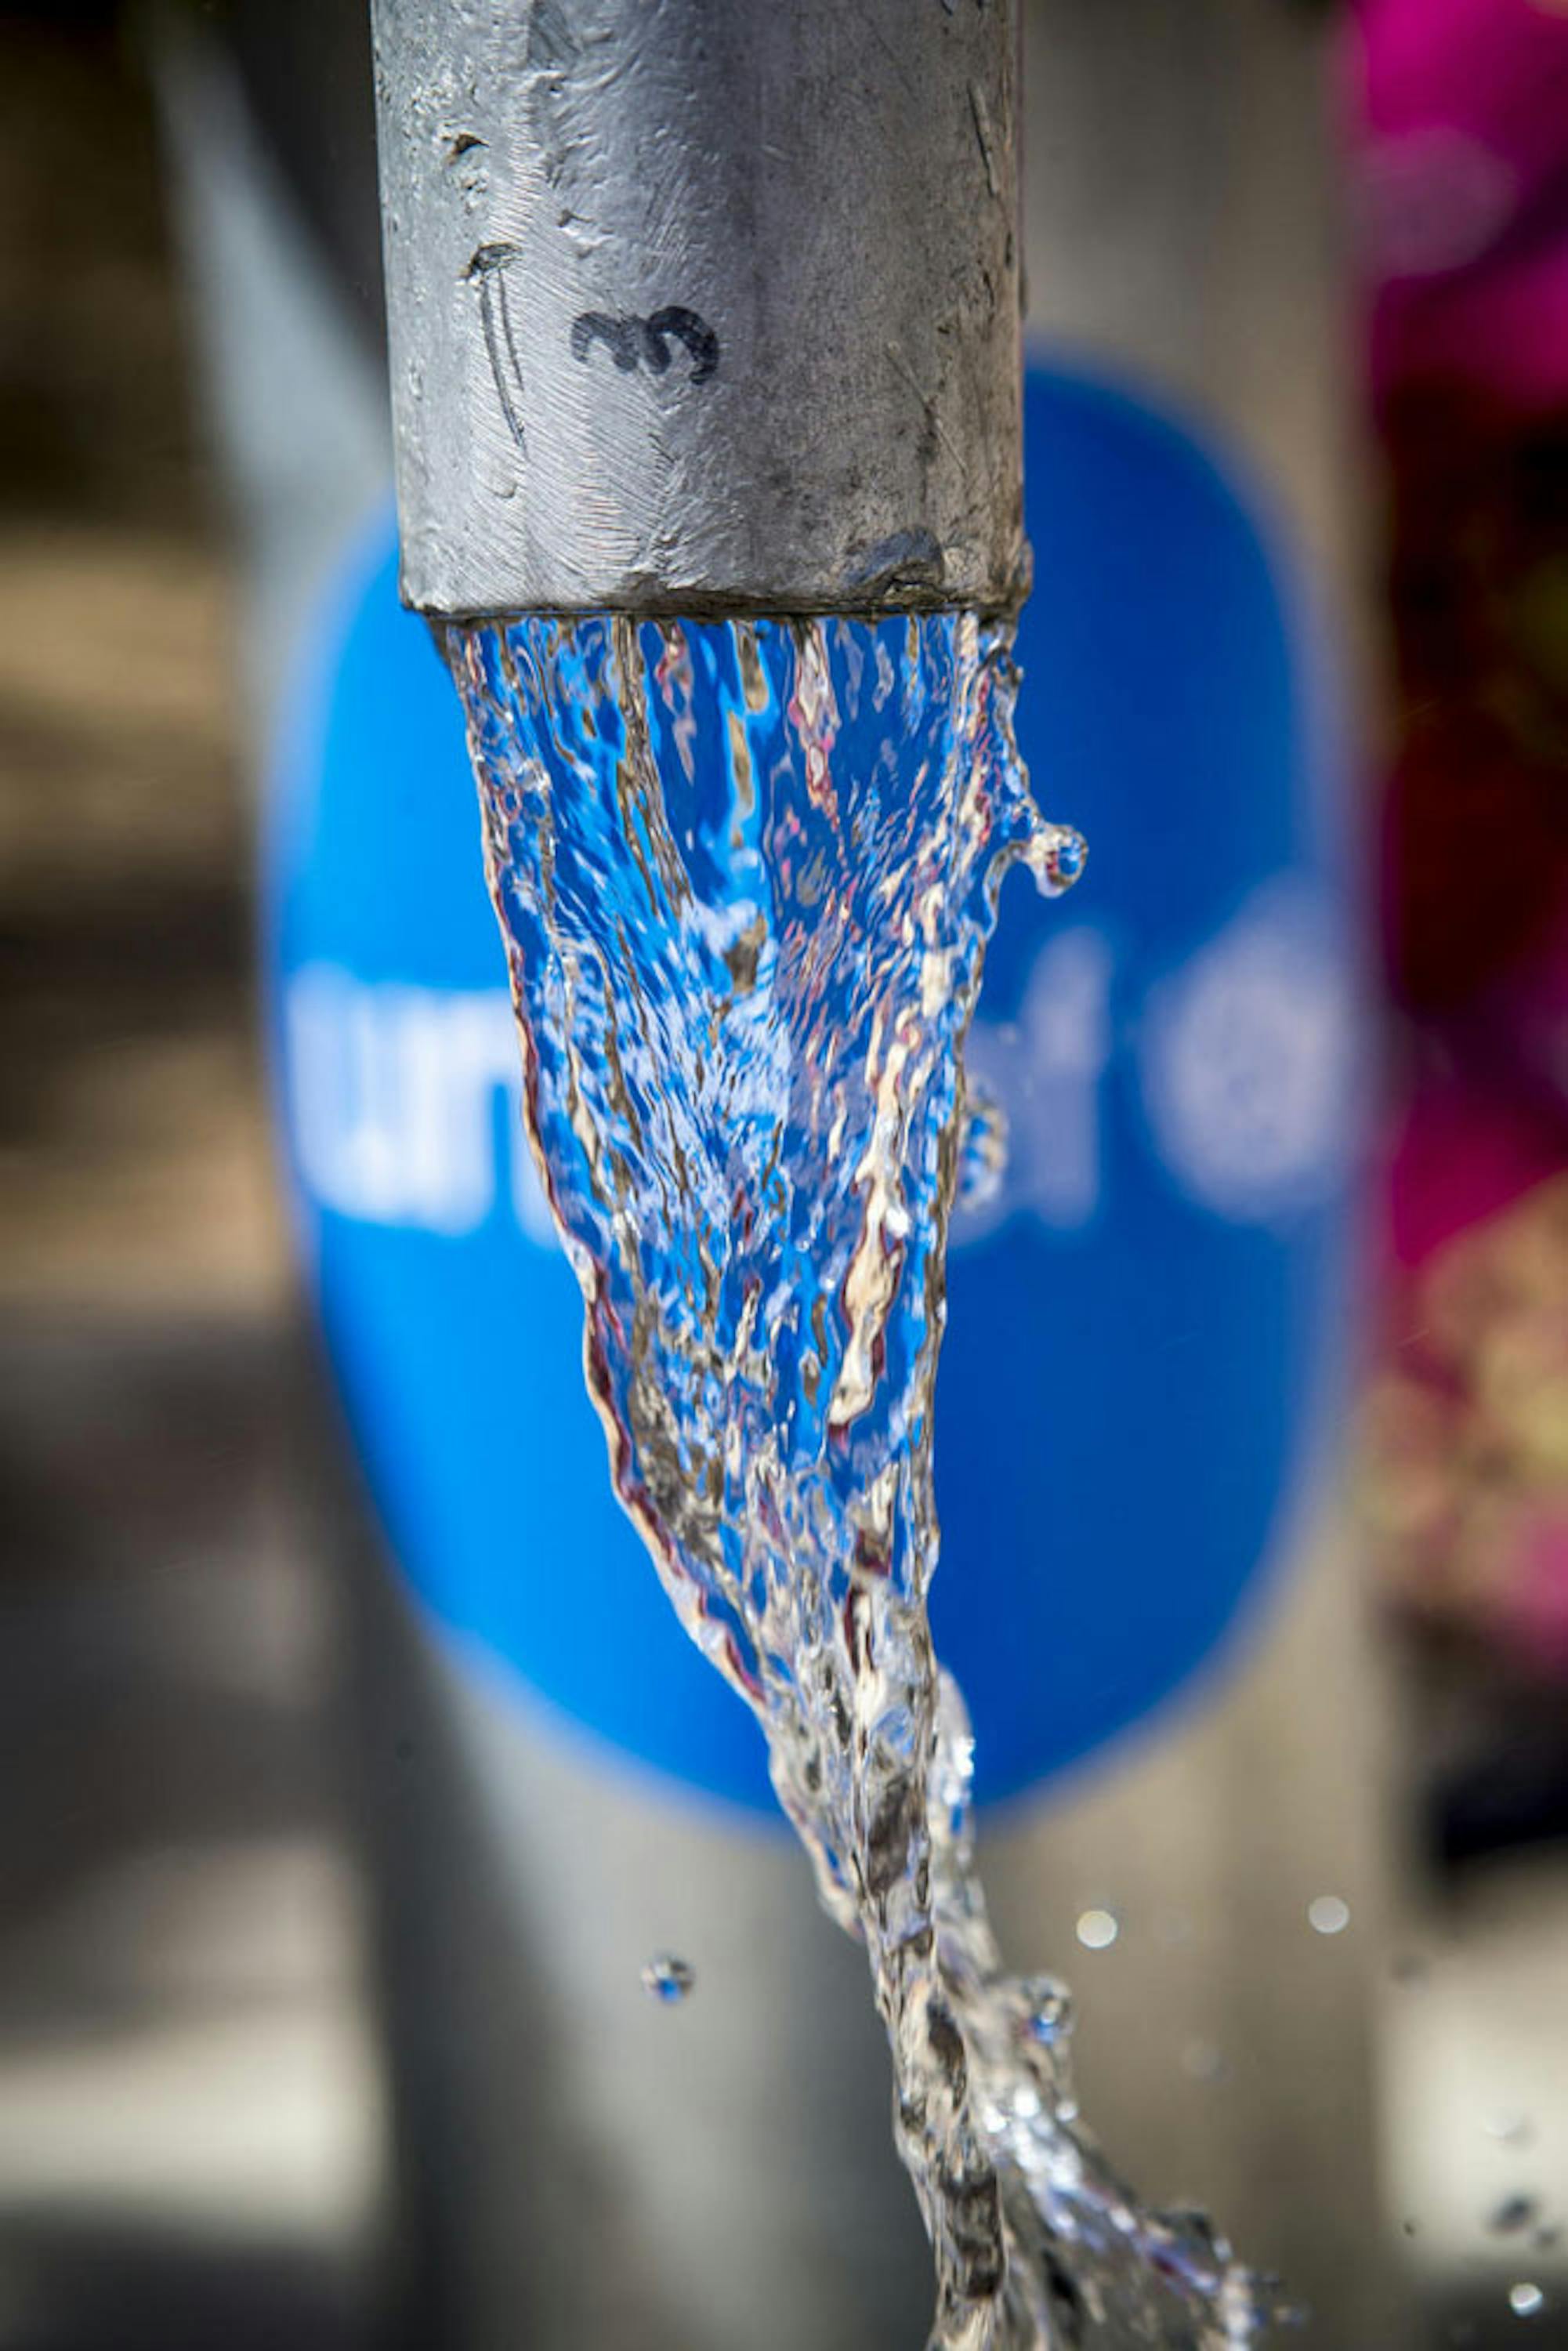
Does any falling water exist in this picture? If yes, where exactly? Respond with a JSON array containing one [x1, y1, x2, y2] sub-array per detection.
[[447, 608, 1291, 2349]]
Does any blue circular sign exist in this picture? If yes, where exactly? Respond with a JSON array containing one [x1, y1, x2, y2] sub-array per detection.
[[266, 367, 1351, 1811]]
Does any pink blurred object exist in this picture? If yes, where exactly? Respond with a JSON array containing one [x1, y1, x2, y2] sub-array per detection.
[[1505, 1511, 1568, 1675], [1348, 0, 1568, 411], [1479, 873, 1568, 1119], [1352, 0, 1568, 1673], [1386, 1075, 1566, 1273]]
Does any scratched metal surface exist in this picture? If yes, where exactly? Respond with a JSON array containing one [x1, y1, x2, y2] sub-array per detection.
[[370, 0, 1025, 619]]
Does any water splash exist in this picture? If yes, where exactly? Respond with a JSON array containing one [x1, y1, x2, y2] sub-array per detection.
[[447, 609, 1284, 2349], [641, 1952, 697, 2005]]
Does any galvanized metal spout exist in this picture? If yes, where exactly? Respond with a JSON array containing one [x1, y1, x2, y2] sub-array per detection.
[[371, 0, 1026, 620]]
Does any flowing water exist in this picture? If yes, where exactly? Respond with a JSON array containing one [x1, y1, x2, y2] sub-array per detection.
[[447, 609, 1292, 2349]]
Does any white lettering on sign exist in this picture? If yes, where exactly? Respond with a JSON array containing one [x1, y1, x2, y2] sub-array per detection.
[[958, 928, 1114, 1242], [1138, 884, 1358, 1223], [284, 965, 556, 1244], [286, 886, 1353, 1256]]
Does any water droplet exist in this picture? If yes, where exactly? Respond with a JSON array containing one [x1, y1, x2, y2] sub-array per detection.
[[1534, 2226, 1561, 2253], [640, 1952, 695, 2005], [1075, 1907, 1119, 1951], [1487, 2111, 1535, 2148], [1016, 1975, 1074, 2047], [1392, 1952, 1430, 1986], [1307, 1894, 1351, 1936], [1508, 2282, 1546, 2320], [1023, 823, 1088, 897], [1492, 2196, 1541, 2237], [1045, 827, 1088, 890]]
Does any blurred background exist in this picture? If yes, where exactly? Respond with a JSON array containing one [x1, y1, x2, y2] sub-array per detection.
[[1, 1, 1566, 2346], [0, 6, 393, 2347]]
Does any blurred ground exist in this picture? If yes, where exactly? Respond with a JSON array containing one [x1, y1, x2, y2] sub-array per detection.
[[0, 9, 277, 1313], [0, 13, 388, 2346]]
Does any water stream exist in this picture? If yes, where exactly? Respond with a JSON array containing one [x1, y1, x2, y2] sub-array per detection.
[[447, 608, 1291, 2349]]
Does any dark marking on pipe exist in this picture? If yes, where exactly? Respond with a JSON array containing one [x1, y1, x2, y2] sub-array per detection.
[[570, 306, 719, 386], [968, 80, 999, 198], [570, 312, 645, 374], [842, 527, 946, 597], [646, 306, 720, 383], [465, 243, 528, 453]]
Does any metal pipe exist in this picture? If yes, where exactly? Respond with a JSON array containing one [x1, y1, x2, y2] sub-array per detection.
[[370, 0, 1024, 621]]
